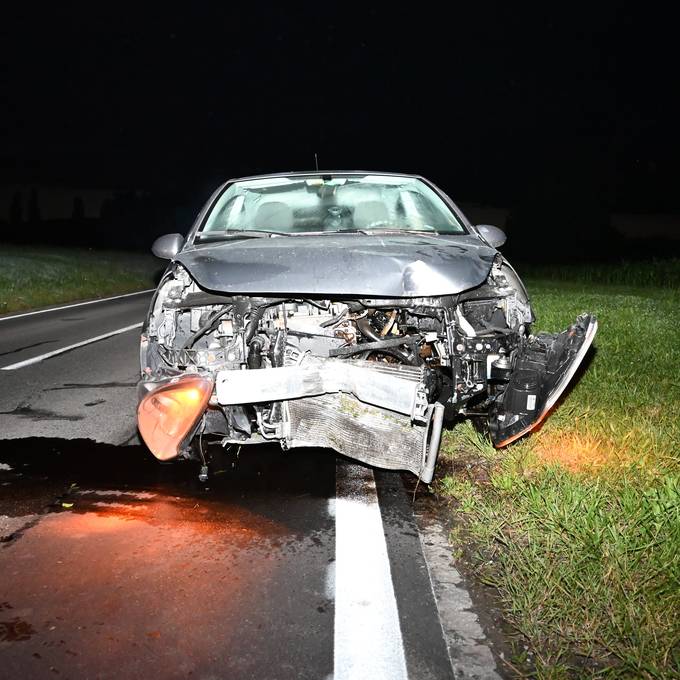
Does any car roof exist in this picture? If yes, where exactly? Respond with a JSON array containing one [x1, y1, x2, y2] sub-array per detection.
[[226, 170, 426, 183]]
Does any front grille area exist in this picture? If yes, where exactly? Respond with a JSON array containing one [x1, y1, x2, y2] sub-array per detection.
[[287, 393, 425, 477]]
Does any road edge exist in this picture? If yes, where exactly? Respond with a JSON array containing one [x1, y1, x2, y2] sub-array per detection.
[[414, 508, 505, 680], [0, 289, 155, 322]]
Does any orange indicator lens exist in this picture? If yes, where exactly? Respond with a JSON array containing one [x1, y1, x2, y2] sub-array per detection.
[[137, 375, 214, 460]]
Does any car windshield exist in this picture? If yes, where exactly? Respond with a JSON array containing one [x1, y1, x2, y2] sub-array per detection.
[[198, 174, 466, 236]]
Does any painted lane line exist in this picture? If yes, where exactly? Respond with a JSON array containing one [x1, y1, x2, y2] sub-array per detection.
[[0, 289, 154, 322], [415, 513, 502, 679], [1, 323, 142, 370], [334, 463, 408, 680]]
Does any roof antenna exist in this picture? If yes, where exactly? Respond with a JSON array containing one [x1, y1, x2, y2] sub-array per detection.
[[314, 152, 319, 171]]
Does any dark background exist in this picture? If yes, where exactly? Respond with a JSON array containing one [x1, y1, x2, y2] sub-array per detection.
[[1, 3, 678, 261]]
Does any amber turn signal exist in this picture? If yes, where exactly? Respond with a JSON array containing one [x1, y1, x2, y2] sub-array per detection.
[[137, 375, 214, 461]]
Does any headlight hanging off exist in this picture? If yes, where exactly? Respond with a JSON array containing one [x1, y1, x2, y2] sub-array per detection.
[[137, 375, 214, 460]]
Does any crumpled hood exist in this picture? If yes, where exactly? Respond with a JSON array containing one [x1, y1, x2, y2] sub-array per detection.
[[176, 233, 496, 297]]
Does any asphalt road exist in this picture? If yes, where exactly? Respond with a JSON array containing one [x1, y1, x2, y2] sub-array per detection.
[[0, 293, 503, 679]]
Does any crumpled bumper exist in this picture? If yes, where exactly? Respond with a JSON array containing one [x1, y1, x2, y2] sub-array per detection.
[[214, 357, 442, 482], [215, 357, 429, 422]]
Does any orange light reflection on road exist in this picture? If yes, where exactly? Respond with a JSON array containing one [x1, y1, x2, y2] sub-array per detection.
[[53, 492, 291, 546], [137, 375, 213, 461], [73, 513, 127, 533], [2, 498, 291, 679]]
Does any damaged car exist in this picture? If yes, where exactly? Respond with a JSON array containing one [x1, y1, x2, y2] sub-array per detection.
[[137, 172, 597, 482]]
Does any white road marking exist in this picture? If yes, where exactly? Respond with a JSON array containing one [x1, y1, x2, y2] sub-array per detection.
[[1, 323, 143, 370], [333, 463, 408, 680], [415, 512, 502, 679], [0, 289, 154, 322]]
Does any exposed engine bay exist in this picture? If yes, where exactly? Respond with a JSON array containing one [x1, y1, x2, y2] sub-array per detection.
[[138, 256, 596, 483], [136, 172, 598, 482]]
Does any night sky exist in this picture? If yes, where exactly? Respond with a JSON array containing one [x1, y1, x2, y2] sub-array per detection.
[[1, 3, 678, 243]]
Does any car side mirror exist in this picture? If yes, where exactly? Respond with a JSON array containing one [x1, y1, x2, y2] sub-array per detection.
[[151, 233, 185, 259], [476, 224, 506, 248]]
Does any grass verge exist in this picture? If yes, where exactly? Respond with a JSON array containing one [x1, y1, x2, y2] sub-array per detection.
[[517, 258, 680, 289], [0, 244, 162, 314], [437, 271, 680, 678]]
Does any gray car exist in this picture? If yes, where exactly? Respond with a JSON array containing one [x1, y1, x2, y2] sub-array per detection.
[[137, 171, 597, 482]]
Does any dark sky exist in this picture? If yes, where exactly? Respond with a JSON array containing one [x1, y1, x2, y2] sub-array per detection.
[[1, 3, 678, 211]]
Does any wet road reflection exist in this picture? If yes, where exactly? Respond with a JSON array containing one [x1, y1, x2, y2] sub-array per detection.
[[0, 439, 336, 679]]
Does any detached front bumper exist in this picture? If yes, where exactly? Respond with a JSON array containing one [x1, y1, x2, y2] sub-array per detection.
[[214, 357, 442, 482], [215, 357, 430, 422], [136, 357, 444, 483]]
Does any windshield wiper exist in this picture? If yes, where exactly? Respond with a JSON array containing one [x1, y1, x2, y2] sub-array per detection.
[[196, 228, 452, 241], [195, 229, 290, 242], [285, 228, 432, 236], [267, 229, 373, 237], [317, 228, 441, 236], [365, 228, 440, 235]]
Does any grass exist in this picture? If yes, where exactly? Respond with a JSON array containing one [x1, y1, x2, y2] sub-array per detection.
[[516, 258, 680, 289], [0, 244, 162, 314], [437, 264, 680, 678]]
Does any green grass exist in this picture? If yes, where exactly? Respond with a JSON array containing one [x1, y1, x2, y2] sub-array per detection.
[[438, 267, 680, 678], [516, 258, 680, 289], [0, 244, 162, 314]]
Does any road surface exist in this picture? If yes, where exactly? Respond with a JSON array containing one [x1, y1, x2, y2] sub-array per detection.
[[0, 293, 503, 679]]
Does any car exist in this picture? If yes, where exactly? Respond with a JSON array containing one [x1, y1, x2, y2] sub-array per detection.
[[137, 171, 597, 483]]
